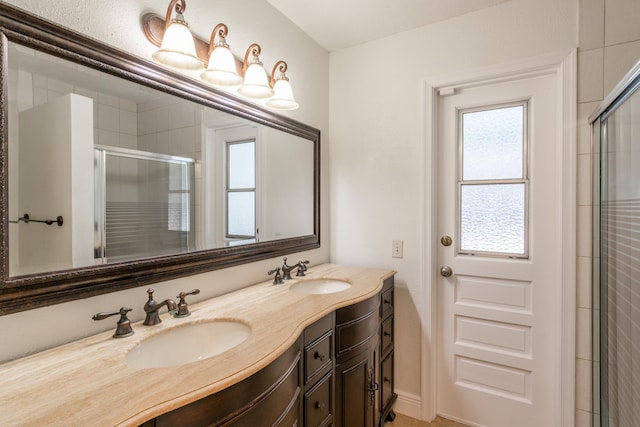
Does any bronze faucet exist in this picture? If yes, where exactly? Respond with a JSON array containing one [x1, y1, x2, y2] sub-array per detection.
[[173, 289, 200, 318], [281, 257, 294, 280], [272, 257, 311, 283], [143, 288, 177, 326], [92, 307, 134, 338], [268, 266, 284, 284], [295, 260, 310, 276]]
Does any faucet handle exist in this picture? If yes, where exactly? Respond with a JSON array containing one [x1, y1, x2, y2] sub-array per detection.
[[268, 267, 284, 284], [295, 260, 310, 277], [174, 289, 200, 318], [92, 307, 134, 338]]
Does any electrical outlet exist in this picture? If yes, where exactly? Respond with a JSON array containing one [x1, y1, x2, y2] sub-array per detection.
[[392, 240, 403, 259]]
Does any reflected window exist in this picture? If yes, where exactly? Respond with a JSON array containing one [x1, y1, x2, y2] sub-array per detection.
[[458, 103, 528, 257], [226, 140, 256, 238]]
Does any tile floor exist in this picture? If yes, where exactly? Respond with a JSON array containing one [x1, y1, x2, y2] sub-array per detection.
[[384, 413, 470, 427]]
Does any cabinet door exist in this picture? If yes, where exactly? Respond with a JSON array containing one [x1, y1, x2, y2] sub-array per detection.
[[334, 347, 375, 427], [380, 351, 394, 414], [304, 372, 333, 427]]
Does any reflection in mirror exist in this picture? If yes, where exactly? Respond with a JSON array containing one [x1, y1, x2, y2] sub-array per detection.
[[7, 42, 314, 277]]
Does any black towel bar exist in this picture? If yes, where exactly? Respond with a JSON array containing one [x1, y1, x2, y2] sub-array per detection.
[[9, 213, 64, 226]]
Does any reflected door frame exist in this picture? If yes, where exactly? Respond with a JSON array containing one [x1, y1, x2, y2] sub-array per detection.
[[204, 125, 261, 249], [419, 50, 577, 425]]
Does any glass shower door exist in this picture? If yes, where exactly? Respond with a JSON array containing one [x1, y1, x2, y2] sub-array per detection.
[[94, 147, 195, 264], [594, 76, 640, 427]]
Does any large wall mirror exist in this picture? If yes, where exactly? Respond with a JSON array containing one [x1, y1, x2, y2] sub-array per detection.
[[0, 5, 320, 314]]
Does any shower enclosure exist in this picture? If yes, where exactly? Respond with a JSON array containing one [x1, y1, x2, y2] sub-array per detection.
[[591, 60, 640, 427], [94, 146, 196, 264]]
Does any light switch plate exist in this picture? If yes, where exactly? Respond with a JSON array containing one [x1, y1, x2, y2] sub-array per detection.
[[392, 240, 403, 258]]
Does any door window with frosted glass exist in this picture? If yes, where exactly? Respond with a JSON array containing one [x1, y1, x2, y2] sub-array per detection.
[[458, 103, 529, 258]]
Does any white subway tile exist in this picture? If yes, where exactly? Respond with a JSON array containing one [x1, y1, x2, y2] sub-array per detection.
[[603, 40, 640, 96], [98, 103, 119, 132], [605, 0, 640, 46], [578, 49, 604, 103], [580, 0, 604, 50], [577, 256, 593, 309], [119, 109, 137, 136]]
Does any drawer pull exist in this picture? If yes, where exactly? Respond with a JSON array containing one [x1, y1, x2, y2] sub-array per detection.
[[384, 376, 391, 383], [383, 331, 391, 337], [315, 401, 326, 410], [384, 299, 392, 305], [314, 351, 326, 362]]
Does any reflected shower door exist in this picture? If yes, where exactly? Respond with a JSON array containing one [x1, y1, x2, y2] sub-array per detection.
[[94, 147, 195, 264]]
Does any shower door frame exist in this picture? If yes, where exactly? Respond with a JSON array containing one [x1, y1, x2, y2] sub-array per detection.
[[93, 145, 196, 265], [590, 59, 640, 427]]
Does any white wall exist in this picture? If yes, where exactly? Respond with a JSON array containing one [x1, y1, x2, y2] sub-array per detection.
[[261, 127, 314, 240], [329, 0, 577, 416], [17, 94, 94, 274], [0, 0, 329, 363]]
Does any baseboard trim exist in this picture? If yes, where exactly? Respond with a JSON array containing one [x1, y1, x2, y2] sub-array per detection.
[[393, 390, 424, 421]]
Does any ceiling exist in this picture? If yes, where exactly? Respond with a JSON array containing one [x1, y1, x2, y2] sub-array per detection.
[[266, 0, 509, 52]]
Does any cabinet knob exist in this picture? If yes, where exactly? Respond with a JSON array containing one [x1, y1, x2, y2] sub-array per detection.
[[314, 351, 326, 362], [384, 376, 391, 383], [383, 331, 391, 337], [315, 401, 326, 410]]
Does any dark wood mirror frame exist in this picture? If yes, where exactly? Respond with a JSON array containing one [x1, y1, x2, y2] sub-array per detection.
[[0, 4, 320, 315]]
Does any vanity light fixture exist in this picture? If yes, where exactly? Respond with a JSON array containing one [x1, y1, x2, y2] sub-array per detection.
[[142, 4, 300, 110], [200, 23, 243, 86], [266, 61, 299, 110], [151, 0, 204, 70], [237, 43, 275, 99]]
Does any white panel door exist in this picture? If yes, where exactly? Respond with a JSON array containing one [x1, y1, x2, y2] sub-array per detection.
[[436, 73, 560, 426]]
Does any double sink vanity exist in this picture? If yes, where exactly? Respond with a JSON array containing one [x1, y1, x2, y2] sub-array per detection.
[[0, 264, 396, 426]]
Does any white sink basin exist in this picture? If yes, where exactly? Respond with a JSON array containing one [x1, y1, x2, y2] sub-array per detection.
[[126, 320, 251, 368], [290, 279, 352, 295]]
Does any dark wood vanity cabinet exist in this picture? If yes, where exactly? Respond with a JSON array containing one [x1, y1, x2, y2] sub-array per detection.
[[334, 293, 380, 427], [140, 276, 395, 427], [302, 313, 334, 427], [334, 275, 396, 427], [379, 277, 398, 424], [150, 337, 302, 427]]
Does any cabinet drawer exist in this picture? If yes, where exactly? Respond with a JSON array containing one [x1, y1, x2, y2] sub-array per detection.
[[336, 295, 379, 326], [226, 363, 300, 426], [335, 311, 378, 356], [304, 313, 333, 345], [381, 352, 394, 411], [381, 288, 394, 320], [305, 332, 333, 384], [276, 390, 301, 427], [155, 340, 301, 427], [304, 372, 333, 427], [381, 316, 393, 356]]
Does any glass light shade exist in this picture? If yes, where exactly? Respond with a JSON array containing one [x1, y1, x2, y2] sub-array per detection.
[[200, 46, 243, 86], [152, 20, 204, 70], [266, 79, 299, 110], [238, 63, 274, 99]]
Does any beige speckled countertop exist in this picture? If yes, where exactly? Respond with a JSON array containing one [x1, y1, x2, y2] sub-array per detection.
[[0, 264, 394, 427]]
